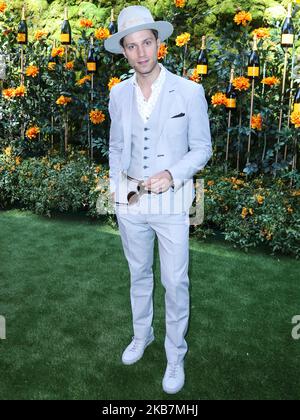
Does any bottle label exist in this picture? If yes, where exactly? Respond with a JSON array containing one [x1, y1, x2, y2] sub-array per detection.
[[294, 103, 300, 112], [17, 33, 26, 43], [87, 63, 97, 72], [61, 34, 70, 43], [197, 65, 208, 75], [227, 98, 236, 108], [281, 34, 294, 45], [248, 67, 260, 77]]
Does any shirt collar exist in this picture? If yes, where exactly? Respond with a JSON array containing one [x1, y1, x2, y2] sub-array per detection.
[[131, 63, 166, 88]]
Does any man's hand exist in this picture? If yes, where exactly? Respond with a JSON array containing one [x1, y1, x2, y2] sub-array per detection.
[[143, 170, 174, 194]]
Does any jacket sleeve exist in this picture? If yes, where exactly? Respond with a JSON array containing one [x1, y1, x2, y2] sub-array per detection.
[[108, 88, 123, 194], [168, 83, 212, 192]]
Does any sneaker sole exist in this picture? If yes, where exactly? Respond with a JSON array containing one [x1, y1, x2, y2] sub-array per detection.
[[122, 336, 154, 366]]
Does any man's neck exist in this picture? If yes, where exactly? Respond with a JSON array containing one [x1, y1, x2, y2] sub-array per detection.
[[136, 63, 161, 90]]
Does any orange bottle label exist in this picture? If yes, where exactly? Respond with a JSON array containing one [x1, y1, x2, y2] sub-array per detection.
[[87, 63, 96, 72], [281, 34, 294, 45], [197, 65, 208, 75], [61, 34, 70, 43], [17, 33, 26, 43], [248, 67, 260, 77]]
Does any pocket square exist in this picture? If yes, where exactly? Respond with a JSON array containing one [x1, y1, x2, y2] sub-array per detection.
[[171, 112, 185, 119]]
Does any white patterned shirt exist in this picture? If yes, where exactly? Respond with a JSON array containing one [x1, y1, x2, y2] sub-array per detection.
[[131, 63, 166, 123]]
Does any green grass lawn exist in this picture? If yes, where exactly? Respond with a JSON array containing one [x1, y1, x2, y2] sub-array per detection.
[[0, 209, 299, 400]]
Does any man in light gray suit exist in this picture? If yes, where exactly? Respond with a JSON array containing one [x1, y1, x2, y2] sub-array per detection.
[[104, 5, 212, 394]]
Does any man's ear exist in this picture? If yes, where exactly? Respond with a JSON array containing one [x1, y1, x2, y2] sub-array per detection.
[[157, 38, 161, 49]]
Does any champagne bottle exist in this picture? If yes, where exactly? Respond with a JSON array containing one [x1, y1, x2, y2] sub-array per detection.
[[248, 35, 260, 78], [17, 7, 28, 45], [293, 85, 300, 112], [226, 68, 237, 110], [281, 3, 294, 48], [61, 7, 72, 45], [87, 37, 97, 74], [197, 36, 208, 76], [108, 9, 117, 35]]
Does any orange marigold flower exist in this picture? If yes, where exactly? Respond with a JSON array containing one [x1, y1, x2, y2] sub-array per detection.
[[158, 43, 168, 60], [48, 62, 56, 71], [291, 110, 300, 128], [15, 156, 22, 165], [2, 88, 15, 99], [189, 68, 200, 83], [94, 28, 110, 40], [176, 32, 191, 47], [26, 65, 39, 78], [261, 76, 280, 86], [80, 18, 94, 28], [256, 194, 265, 205], [14, 85, 26, 97], [174, 0, 186, 8], [81, 175, 89, 183], [90, 109, 105, 124], [241, 207, 248, 219], [211, 92, 228, 107], [108, 77, 121, 91], [56, 95, 72, 106], [65, 61, 74, 71], [234, 11, 252, 27], [233, 76, 250, 91], [26, 126, 40, 140], [251, 114, 263, 131], [0, 2, 7, 13], [52, 46, 65, 58], [34, 30, 48, 41], [252, 28, 270, 39], [76, 75, 92, 86], [4, 146, 12, 156]]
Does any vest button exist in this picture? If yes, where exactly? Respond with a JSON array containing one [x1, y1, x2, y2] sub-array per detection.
[[144, 127, 150, 131], [143, 166, 149, 169], [144, 137, 149, 140], [144, 147, 149, 150], [143, 156, 149, 159]]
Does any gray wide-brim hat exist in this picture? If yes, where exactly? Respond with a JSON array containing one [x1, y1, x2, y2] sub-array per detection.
[[104, 5, 174, 54]]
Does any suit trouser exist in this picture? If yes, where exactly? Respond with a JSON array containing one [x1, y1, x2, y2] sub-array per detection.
[[116, 211, 190, 364]]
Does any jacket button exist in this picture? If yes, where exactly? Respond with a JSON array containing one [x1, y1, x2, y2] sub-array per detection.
[[143, 156, 149, 159], [143, 166, 149, 169], [144, 147, 149, 150], [144, 127, 150, 131], [144, 137, 149, 141]]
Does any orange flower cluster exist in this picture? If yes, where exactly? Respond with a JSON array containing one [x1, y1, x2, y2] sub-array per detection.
[[56, 96, 72, 106], [108, 77, 121, 91], [26, 65, 39, 78], [0, 2, 7, 13], [76, 75, 92, 86], [65, 61, 74, 71], [251, 114, 263, 131], [252, 28, 270, 39], [26, 126, 40, 140], [174, 0, 186, 8], [3, 85, 26, 99], [241, 207, 254, 219], [261, 229, 273, 241], [291, 110, 300, 128], [95, 28, 110, 40], [261, 76, 280, 86], [234, 11, 252, 27], [157, 43, 168, 60], [211, 92, 228, 107], [189, 68, 200, 84], [52, 47, 65, 58], [256, 194, 265, 205], [90, 109, 105, 124], [80, 18, 94, 28], [176, 32, 191, 47], [34, 30, 48, 41], [232, 76, 250, 91]]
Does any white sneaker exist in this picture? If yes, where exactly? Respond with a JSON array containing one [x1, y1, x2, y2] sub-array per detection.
[[121, 333, 154, 365], [162, 361, 185, 394]]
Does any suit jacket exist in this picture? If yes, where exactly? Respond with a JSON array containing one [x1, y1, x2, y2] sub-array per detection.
[[108, 67, 212, 213]]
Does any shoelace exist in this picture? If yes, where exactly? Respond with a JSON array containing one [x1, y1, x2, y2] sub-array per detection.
[[130, 337, 144, 352], [168, 363, 179, 379]]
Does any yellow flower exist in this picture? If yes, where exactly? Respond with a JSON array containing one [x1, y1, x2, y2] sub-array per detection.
[[207, 180, 215, 187], [261, 76, 280, 86], [15, 156, 22, 165], [291, 110, 300, 128], [211, 92, 228, 107], [157, 43, 168, 60], [108, 77, 121, 91], [287, 206, 293, 214], [90, 109, 105, 125], [189, 68, 200, 83], [174, 0, 186, 7], [251, 114, 263, 131], [65, 61, 74, 71], [95, 166, 102, 174], [26, 126, 40, 140], [256, 195, 264, 205], [4, 146, 12, 157], [94, 28, 110, 40], [52, 46, 65, 58], [234, 11, 252, 27], [252, 28, 270, 39], [241, 207, 248, 219], [81, 175, 89, 183], [249, 208, 254, 215], [2, 88, 15, 99], [0, 2, 7, 13], [176, 32, 191, 47], [53, 163, 61, 171], [76, 75, 92, 86], [34, 30, 48, 41], [291, 190, 300, 197], [26, 65, 39, 78], [14, 85, 26, 97], [80, 18, 94, 28], [48, 62, 56, 71], [56, 95, 72, 106], [233, 76, 250, 91]]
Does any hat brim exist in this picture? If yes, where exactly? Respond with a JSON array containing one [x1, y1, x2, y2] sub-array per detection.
[[104, 21, 174, 54]]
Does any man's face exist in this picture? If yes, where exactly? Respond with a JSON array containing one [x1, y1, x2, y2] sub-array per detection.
[[122, 29, 161, 75]]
